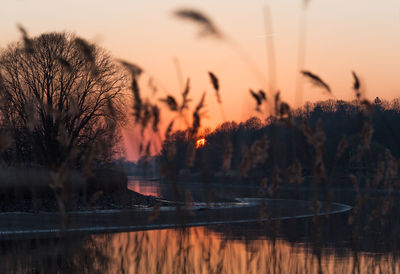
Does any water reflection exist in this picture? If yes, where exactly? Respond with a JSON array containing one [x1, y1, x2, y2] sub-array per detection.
[[103, 226, 399, 274], [1, 178, 399, 273], [2, 223, 399, 273], [127, 177, 162, 198]]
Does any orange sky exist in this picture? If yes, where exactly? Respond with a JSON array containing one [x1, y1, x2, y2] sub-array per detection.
[[1, 0, 399, 160]]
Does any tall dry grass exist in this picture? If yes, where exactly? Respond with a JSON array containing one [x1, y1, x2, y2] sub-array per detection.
[[0, 5, 399, 274]]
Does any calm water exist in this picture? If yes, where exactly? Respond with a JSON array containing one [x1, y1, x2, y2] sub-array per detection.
[[1, 178, 400, 273]]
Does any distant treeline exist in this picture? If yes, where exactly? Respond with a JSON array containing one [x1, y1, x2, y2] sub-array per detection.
[[159, 99, 400, 186]]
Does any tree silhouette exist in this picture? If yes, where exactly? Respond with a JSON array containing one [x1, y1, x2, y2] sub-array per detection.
[[160, 99, 400, 186], [0, 32, 126, 168]]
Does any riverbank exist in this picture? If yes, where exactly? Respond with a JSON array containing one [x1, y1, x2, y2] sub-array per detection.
[[0, 168, 165, 213], [0, 198, 351, 240], [0, 189, 162, 213]]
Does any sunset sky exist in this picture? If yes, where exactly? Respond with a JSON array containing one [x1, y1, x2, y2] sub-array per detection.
[[1, 0, 399, 159]]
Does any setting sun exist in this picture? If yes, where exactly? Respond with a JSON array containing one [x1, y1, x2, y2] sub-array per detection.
[[1, 1, 399, 272], [195, 138, 206, 149]]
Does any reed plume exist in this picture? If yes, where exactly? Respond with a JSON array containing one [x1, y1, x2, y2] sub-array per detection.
[[17, 24, 34, 54], [119, 60, 143, 77], [250, 89, 263, 112], [119, 59, 161, 138], [301, 70, 331, 93], [140, 102, 152, 134], [159, 96, 178, 111], [194, 91, 206, 113], [173, 9, 223, 38], [259, 89, 267, 101], [208, 71, 226, 121], [191, 92, 206, 136], [74, 37, 98, 75], [208, 72, 220, 102], [179, 78, 192, 112], [131, 77, 142, 122], [352, 71, 360, 99], [74, 38, 95, 62], [173, 8, 268, 94], [151, 105, 160, 132]]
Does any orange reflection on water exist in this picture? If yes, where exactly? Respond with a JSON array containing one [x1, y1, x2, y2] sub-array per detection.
[[95, 226, 400, 274]]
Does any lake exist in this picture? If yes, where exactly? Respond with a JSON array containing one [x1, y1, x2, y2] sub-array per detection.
[[1, 177, 399, 273]]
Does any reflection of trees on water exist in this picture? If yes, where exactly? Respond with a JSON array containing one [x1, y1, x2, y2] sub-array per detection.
[[157, 178, 400, 257], [1, 207, 400, 273], [208, 194, 400, 256], [105, 227, 400, 273]]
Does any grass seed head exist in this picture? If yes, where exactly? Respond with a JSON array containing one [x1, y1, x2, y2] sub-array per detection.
[[352, 71, 361, 99], [17, 24, 34, 54], [250, 89, 262, 111], [159, 95, 178, 111], [301, 70, 331, 93], [208, 71, 221, 104], [174, 9, 224, 38], [151, 105, 160, 132]]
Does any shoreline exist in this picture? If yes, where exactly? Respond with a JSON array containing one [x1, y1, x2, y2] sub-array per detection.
[[0, 198, 352, 240], [0, 189, 163, 213]]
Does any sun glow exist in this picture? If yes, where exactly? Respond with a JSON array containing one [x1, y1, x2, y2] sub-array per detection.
[[195, 138, 206, 149]]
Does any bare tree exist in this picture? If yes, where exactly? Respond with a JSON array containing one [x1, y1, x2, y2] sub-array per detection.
[[0, 32, 127, 168]]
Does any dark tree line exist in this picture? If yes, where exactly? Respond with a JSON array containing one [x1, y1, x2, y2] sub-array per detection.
[[160, 99, 400, 186]]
